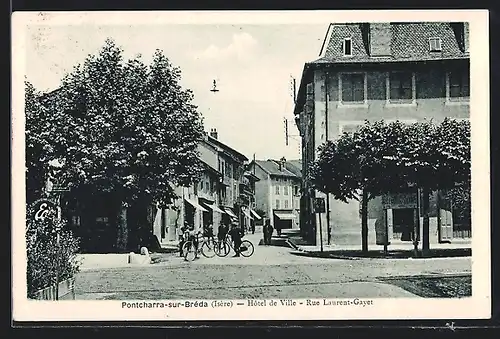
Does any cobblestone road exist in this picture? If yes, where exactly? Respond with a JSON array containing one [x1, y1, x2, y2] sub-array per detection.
[[75, 233, 471, 300]]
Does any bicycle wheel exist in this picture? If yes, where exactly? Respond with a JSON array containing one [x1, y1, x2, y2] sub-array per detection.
[[183, 241, 197, 262], [239, 240, 254, 257], [214, 240, 231, 257], [201, 239, 216, 258]]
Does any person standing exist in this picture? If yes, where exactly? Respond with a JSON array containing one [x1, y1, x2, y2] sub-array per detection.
[[275, 222, 282, 237], [178, 221, 189, 257], [204, 222, 215, 242], [229, 222, 242, 257], [262, 219, 269, 245], [217, 221, 228, 251], [264, 219, 273, 245]]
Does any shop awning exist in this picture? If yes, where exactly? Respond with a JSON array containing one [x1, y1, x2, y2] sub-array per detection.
[[202, 202, 225, 213], [250, 209, 262, 220], [223, 207, 238, 219], [274, 212, 296, 220], [185, 198, 208, 212], [242, 209, 254, 220]]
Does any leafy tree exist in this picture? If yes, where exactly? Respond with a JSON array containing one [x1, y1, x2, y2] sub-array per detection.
[[25, 81, 52, 204], [26, 39, 205, 251], [312, 118, 470, 254], [26, 202, 80, 298]]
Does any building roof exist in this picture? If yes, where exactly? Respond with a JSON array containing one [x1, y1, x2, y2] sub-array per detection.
[[284, 160, 302, 177], [206, 135, 248, 163], [244, 171, 261, 182], [254, 160, 302, 179], [200, 159, 222, 177], [294, 22, 470, 115], [315, 22, 468, 64]]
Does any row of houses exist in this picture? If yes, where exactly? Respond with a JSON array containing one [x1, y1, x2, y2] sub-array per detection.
[[50, 123, 305, 252], [150, 128, 263, 247], [249, 158, 302, 232], [292, 22, 471, 247]]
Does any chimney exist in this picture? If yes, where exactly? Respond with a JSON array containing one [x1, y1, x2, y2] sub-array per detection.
[[463, 22, 469, 53], [279, 157, 286, 171], [451, 22, 469, 53], [368, 23, 392, 57], [210, 128, 218, 139]]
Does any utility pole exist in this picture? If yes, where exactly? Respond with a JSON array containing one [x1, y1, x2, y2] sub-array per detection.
[[284, 118, 289, 146], [414, 187, 421, 258]]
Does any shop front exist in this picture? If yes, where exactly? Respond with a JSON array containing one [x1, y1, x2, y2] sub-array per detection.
[[375, 188, 471, 248]]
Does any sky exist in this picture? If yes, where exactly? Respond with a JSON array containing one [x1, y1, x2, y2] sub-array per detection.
[[25, 23, 328, 161]]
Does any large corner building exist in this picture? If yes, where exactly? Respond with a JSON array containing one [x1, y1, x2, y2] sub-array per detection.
[[293, 22, 470, 248]]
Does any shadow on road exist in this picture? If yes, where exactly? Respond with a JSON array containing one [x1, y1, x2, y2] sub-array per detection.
[[378, 274, 472, 298], [290, 248, 471, 260]]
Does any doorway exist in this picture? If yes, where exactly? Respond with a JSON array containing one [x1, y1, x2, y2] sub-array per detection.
[[392, 208, 417, 242]]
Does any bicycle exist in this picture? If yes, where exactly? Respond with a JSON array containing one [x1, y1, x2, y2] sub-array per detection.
[[182, 233, 217, 261], [214, 234, 255, 258]]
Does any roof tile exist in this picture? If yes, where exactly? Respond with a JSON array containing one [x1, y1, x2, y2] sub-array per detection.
[[315, 22, 468, 64]]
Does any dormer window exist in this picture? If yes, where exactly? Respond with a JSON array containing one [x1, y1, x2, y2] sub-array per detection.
[[429, 37, 442, 52], [343, 38, 352, 56]]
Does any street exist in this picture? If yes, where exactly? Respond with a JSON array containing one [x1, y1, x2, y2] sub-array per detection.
[[75, 233, 472, 300]]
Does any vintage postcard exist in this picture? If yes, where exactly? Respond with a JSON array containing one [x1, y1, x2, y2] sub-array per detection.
[[12, 10, 490, 322]]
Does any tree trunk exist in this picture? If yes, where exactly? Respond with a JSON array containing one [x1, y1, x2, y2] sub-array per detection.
[[361, 189, 369, 253], [116, 201, 128, 252], [422, 187, 430, 255], [127, 198, 152, 252]]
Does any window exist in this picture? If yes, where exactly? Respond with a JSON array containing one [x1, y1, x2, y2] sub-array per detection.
[[343, 38, 352, 56], [294, 199, 299, 210], [275, 185, 280, 195], [389, 72, 414, 101], [341, 73, 365, 103], [294, 186, 299, 196], [219, 160, 225, 177], [429, 37, 442, 52], [275, 200, 280, 209], [284, 186, 289, 195], [200, 181, 204, 191], [284, 200, 289, 209], [205, 181, 209, 193], [448, 71, 470, 99]]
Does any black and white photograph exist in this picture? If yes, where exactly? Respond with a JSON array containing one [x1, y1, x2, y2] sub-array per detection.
[[12, 10, 490, 321]]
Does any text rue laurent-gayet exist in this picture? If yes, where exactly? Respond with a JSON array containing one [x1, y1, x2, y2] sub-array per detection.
[[248, 298, 374, 307]]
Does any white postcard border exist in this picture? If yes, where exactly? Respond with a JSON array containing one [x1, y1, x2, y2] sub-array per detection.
[[11, 10, 491, 322]]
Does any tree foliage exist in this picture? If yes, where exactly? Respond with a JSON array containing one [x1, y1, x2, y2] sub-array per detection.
[[311, 118, 471, 202], [25, 39, 205, 207], [25, 81, 51, 204], [26, 202, 80, 298]]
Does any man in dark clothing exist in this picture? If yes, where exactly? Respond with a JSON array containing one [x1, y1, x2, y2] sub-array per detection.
[[217, 221, 229, 251], [218, 222, 228, 241], [263, 219, 269, 245], [229, 223, 242, 257], [263, 219, 273, 245], [178, 222, 189, 257]]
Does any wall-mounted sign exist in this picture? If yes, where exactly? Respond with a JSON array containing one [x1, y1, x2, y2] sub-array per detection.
[[32, 199, 58, 222], [314, 197, 326, 213], [382, 192, 417, 209]]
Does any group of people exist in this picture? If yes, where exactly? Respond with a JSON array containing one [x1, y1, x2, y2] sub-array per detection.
[[179, 218, 276, 257], [178, 219, 245, 258]]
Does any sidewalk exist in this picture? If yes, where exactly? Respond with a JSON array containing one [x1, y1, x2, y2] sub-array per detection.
[[295, 242, 471, 259], [297, 241, 471, 252]]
